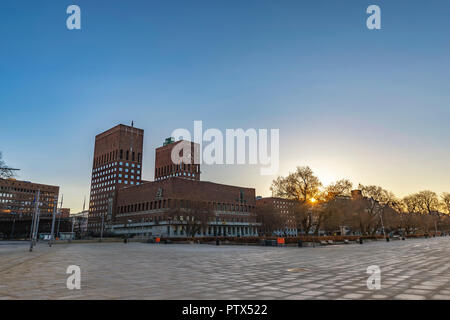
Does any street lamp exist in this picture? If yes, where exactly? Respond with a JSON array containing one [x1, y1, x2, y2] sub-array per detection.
[[100, 213, 105, 242], [167, 216, 173, 238]]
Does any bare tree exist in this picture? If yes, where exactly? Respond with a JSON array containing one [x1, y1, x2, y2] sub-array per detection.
[[392, 200, 418, 235], [255, 203, 287, 236], [403, 194, 422, 214], [319, 199, 348, 235], [324, 179, 353, 199], [271, 166, 322, 203], [346, 184, 396, 236], [441, 193, 450, 214], [0, 152, 15, 179], [314, 179, 353, 235], [416, 190, 440, 214]]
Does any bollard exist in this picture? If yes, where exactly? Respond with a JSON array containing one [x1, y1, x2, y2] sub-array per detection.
[[298, 240, 303, 247], [216, 239, 220, 246]]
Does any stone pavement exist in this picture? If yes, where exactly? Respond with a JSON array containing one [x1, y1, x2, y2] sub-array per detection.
[[1, 237, 450, 300]]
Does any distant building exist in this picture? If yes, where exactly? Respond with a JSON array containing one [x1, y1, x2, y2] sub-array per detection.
[[0, 178, 59, 217], [71, 210, 89, 234], [0, 178, 71, 238], [59, 208, 70, 218], [256, 197, 298, 237]]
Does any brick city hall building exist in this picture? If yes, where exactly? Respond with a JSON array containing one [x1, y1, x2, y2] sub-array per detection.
[[88, 124, 260, 237]]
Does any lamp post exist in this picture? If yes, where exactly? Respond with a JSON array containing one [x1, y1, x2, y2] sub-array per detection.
[[10, 212, 16, 240], [49, 196, 58, 247], [100, 213, 105, 242], [125, 219, 132, 243], [56, 195, 63, 239], [29, 190, 40, 252]]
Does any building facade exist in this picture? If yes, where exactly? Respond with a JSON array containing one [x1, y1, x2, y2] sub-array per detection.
[[155, 138, 200, 181], [88, 124, 144, 234], [113, 177, 259, 237], [256, 197, 298, 236], [0, 178, 71, 238], [0, 178, 59, 217], [87, 124, 260, 237], [71, 210, 89, 235]]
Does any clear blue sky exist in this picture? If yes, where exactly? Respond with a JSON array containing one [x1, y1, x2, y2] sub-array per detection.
[[1, 0, 449, 213]]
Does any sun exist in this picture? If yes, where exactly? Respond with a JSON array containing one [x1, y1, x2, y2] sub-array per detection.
[[310, 197, 317, 203]]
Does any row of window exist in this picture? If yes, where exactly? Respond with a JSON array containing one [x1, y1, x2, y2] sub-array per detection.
[[93, 162, 141, 174], [156, 163, 199, 177], [94, 149, 142, 167], [122, 216, 253, 225], [118, 199, 254, 214], [155, 172, 196, 180]]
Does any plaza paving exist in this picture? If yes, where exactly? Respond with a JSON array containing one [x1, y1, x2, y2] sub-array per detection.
[[1, 237, 450, 300]]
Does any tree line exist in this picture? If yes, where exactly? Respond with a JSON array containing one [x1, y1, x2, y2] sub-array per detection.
[[257, 166, 450, 237]]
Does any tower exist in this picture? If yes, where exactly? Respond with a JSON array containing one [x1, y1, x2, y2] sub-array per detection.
[[88, 124, 144, 233], [154, 138, 200, 181]]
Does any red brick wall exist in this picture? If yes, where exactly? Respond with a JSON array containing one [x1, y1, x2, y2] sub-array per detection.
[[155, 140, 200, 181]]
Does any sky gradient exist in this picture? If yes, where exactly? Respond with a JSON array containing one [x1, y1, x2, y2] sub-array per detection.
[[1, 0, 449, 213]]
